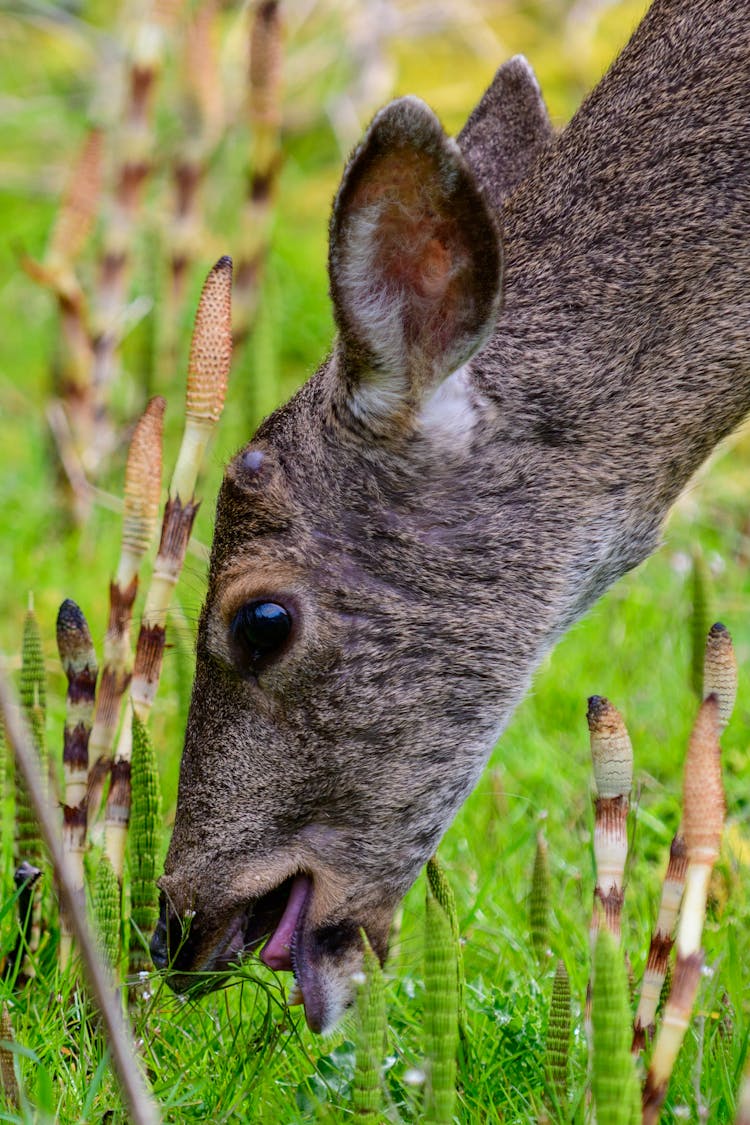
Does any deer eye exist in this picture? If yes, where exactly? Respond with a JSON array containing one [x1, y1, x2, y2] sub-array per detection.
[[230, 601, 292, 668]]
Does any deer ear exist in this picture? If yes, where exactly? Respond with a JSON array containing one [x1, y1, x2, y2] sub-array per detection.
[[328, 96, 502, 429]]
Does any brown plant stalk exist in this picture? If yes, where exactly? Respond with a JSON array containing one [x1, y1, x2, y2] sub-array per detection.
[[56, 600, 98, 969], [0, 663, 160, 1125], [105, 258, 232, 877], [587, 696, 633, 940], [88, 396, 165, 832], [642, 696, 724, 1123], [632, 832, 688, 1054], [234, 0, 283, 348]]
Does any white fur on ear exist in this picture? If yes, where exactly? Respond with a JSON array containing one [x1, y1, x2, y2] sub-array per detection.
[[418, 364, 482, 448]]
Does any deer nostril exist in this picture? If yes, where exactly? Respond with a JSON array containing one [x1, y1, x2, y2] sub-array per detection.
[[150, 908, 169, 970]]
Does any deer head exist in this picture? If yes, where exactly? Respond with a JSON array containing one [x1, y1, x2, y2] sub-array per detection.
[[155, 0, 750, 1032]]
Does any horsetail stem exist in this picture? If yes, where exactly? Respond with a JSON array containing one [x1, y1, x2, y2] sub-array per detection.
[[352, 932, 386, 1119], [544, 959, 571, 1109], [632, 832, 688, 1053], [128, 713, 162, 976], [690, 549, 712, 698], [93, 855, 121, 979], [15, 602, 47, 970], [0, 1003, 20, 1108], [89, 396, 165, 800], [128, 257, 232, 734], [587, 696, 633, 939], [702, 623, 737, 730], [736, 1059, 750, 1125], [529, 831, 551, 965], [591, 928, 640, 1125], [423, 876, 459, 1125], [234, 0, 283, 347], [56, 599, 98, 969], [642, 696, 724, 1123], [426, 857, 466, 1040]]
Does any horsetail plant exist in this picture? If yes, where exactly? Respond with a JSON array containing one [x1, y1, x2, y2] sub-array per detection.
[[127, 713, 162, 978], [56, 599, 98, 969], [21, 129, 103, 489], [591, 928, 641, 1125], [15, 601, 48, 971], [423, 873, 459, 1125], [426, 856, 467, 1042], [690, 550, 712, 699], [126, 256, 232, 740], [587, 696, 633, 940], [632, 832, 688, 1054], [642, 695, 725, 1123], [93, 855, 121, 978], [529, 830, 551, 966], [352, 932, 387, 1120], [702, 622, 737, 730], [0, 1003, 19, 1109], [234, 1, 284, 349], [544, 959, 571, 1111]]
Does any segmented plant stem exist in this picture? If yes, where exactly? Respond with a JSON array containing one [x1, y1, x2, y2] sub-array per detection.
[[529, 831, 551, 964], [690, 550, 712, 699], [94, 854, 121, 978], [128, 714, 162, 976], [591, 928, 641, 1125], [0, 1003, 19, 1108], [633, 832, 688, 1053], [423, 877, 459, 1125], [56, 599, 98, 969], [545, 959, 571, 1109], [587, 696, 633, 940], [426, 857, 466, 1040], [127, 257, 232, 742], [234, 0, 283, 348], [353, 933, 386, 1119], [643, 696, 724, 1123]]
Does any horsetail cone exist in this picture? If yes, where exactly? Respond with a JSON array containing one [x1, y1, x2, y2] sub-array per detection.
[[93, 854, 121, 976], [424, 880, 459, 1125], [249, 1, 283, 128], [702, 623, 737, 731], [118, 396, 166, 586], [679, 694, 724, 959], [591, 928, 640, 1125], [128, 713, 162, 973], [529, 831, 550, 964], [129, 259, 232, 731], [426, 857, 466, 1037], [353, 932, 387, 1119], [587, 696, 632, 938], [545, 959, 571, 1106], [48, 128, 104, 271]]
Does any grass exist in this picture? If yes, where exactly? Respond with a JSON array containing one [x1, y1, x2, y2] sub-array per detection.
[[1, 1, 749, 1121]]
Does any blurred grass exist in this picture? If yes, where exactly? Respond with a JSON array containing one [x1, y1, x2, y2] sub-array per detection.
[[1, 1, 749, 1122]]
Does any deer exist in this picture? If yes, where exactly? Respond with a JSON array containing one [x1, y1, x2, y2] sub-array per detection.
[[152, 0, 750, 1033]]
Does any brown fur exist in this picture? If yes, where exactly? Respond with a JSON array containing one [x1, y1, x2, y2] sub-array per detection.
[[157, 2, 750, 1032]]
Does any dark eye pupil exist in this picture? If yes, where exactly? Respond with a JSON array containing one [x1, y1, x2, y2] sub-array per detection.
[[231, 602, 291, 661]]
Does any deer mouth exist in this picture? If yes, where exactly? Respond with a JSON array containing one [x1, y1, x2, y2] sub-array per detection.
[[212, 872, 312, 975]]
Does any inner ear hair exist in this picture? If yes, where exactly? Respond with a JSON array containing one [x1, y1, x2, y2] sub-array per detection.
[[328, 96, 503, 422]]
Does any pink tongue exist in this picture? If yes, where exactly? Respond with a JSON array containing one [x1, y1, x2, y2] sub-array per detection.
[[260, 875, 311, 971]]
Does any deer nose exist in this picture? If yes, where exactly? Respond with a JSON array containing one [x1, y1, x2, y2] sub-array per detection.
[[150, 904, 169, 970]]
